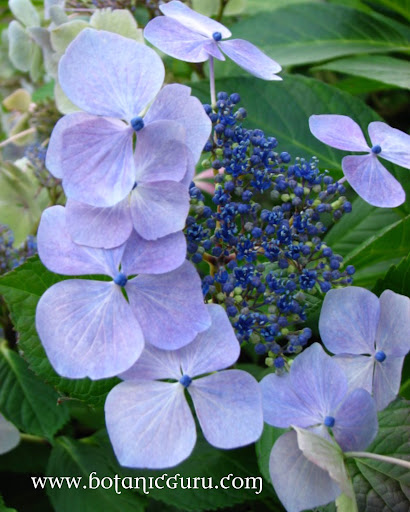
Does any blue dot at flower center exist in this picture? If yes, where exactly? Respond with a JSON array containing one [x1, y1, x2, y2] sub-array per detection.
[[375, 350, 386, 363], [324, 416, 335, 428], [371, 144, 382, 154], [131, 116, 144, 132], [114, 272, 128, 287], [179, 374, 192, 388], [212, 31, 222, 41]]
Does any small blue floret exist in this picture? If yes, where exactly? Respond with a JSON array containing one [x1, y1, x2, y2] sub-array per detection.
[[131, 116, 144, 132], [114, 272, 128, 287], [375, 350, 386, 363], [179, 374, 192, 388], [212, 32, 222, 41], [324, 415, 335, 428], [371, 144, 382, 154]]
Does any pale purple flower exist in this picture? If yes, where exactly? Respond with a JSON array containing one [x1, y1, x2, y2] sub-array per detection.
[[319, 287, 410, 411], [0, 414, 20, 455], [261, 343, 378, 512], [35, 206, 210, 379], [46, 29, 211, 232], [144, 0, 282, 81], [105, 304, 263, 469], [309, 114, 409, 207]]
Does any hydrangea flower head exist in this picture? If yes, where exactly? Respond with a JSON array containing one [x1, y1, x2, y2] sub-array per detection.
[[144, 1, 282, 80], [105, 304, 263, 468], [0, 414, 20, 455], [260, 343, 378, 512], [35, 206, 210, 379], [309, 115, 409, 207], [319, 286, 410, 410]]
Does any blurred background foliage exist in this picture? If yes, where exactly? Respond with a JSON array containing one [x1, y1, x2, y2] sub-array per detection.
[[0, 1, 409, 511]]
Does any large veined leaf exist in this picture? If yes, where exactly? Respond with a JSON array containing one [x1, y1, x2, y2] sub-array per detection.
[[0, 343, 69, 439], [94, 430, 281, 511], [313, 55, 410, 90], [347, 398, 410, 511], [370, 0, 410, 22], [324, 198, 408, 287], [341, 215, 409, 288], [213, 3, 409, 69], [0, 257, 119, 406], [373, 254, 410, 296], [46, 437, 145, 512]]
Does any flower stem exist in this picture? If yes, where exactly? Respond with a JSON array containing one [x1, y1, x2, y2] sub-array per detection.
[[345, 451, 410, 470], [338, 176, 347, 185], [0, 128, 35, 148], [209, 56, 216, 107]]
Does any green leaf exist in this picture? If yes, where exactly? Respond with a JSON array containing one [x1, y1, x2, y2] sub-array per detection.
[[255, 424, 286, 485], [245, 0, 321, 15], [9, 0, 40, 28], [192, 0, 246, 16], [214, 3, 409, 69], [372, 254, 410, 296], [95, 430, 279, 510], [312, 55, 410, 90], [50, 20, 89, 53], [2, 88, 31, 112], [370, 0, 410, 22], [324, 198, 409, 287], [89, 9, 143, 41], [347, 398, 410, 511], [0, 162, 49, 245], [333, 76, 397, 95], [0, 343, 69, 439], [32, 80, 55, 103], [341, 215, 409, 288], [0, 257, 119, 406], [8, 21, 31, 72], [0, 493, 18, 512], [46, 437, 145, 512]]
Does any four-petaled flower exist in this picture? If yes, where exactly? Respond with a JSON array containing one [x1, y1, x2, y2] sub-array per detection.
[[105, 304, 263, 468], [309, 114, 409, 207], [36, 206, 210, 379], [319, 286, 410, 410], [144, 0, 282, 80], [46, 28, 211, 242], [260, 343, 378, 512]]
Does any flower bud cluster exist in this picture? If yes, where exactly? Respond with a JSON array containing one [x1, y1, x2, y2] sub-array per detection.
[[186, 92, 355, 367], [0, 226, 36, 274]]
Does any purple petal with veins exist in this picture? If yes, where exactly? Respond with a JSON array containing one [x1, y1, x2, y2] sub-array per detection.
[[220, 39, 282, 80], [126, 261, 210, 350], [59, 28, 164, 120], [368, 121, 410, 169], [189, 370, 263, 449], [36, 280, 144, 379], [130, 181, 189, 240], [105, 380, 196, 469], [160, 0, 231, 39], [319, 287, 380, 355], [342, 154, 405, 207], [38, 205, 124, 277], [309, 115, 369, 152], [66, 198, 132, 250]]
